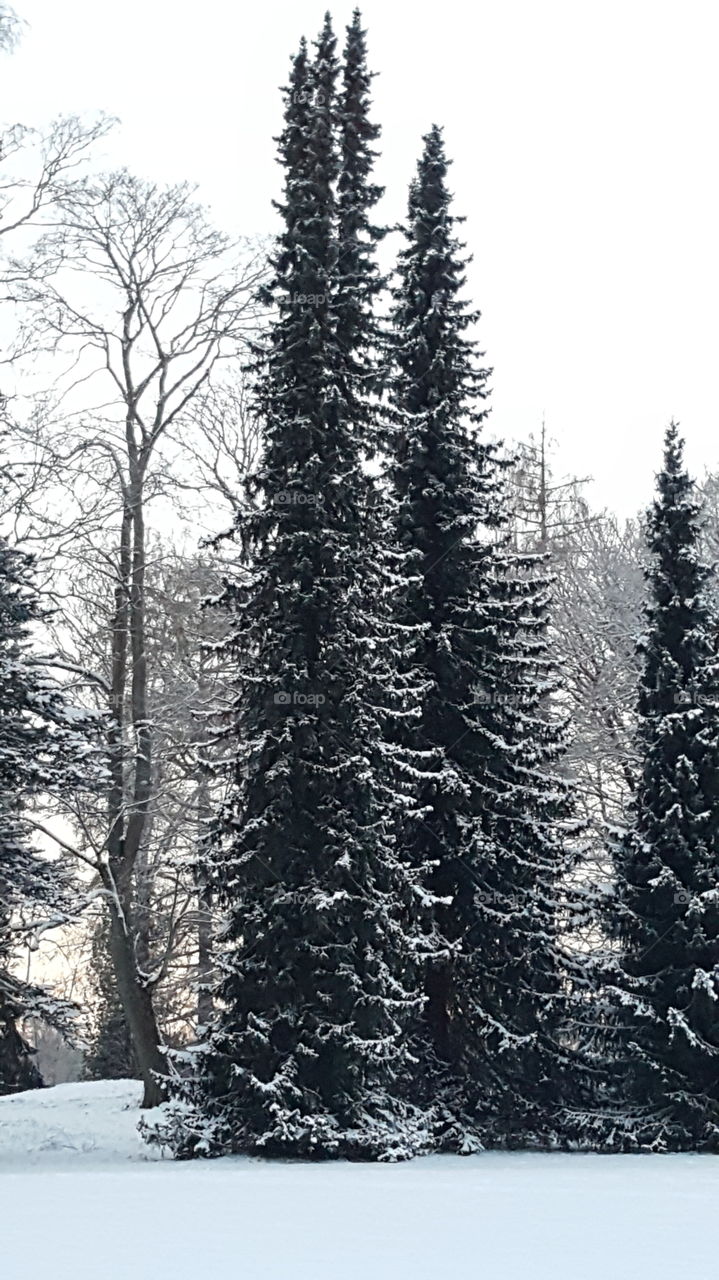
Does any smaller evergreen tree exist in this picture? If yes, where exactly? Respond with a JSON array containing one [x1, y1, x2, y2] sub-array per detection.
[[0, 473, 98, 1094], [386, 125, 584, 1147], [0, 979, 42, 1094], [605, 422, 719, 1150]]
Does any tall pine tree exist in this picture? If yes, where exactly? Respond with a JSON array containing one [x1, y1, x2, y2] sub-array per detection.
[[387, 125, 584, 1147], [604, 422, 719, 1150], [149, 18, 429, 1161]]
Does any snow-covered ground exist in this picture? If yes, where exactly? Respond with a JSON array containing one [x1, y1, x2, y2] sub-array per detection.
[[2, 1081, 718, 1280]]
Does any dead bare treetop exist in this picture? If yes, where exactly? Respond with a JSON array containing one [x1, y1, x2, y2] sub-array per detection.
[[0, 116, 114, 246], [11, 172, 265, 440]]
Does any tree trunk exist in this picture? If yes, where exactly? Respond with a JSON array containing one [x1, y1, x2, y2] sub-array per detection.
[[425, 961, 453, 1064], [106, 898, 166, 1107], [104, 477, 167, 1107], [196, 885, 214, 1031]]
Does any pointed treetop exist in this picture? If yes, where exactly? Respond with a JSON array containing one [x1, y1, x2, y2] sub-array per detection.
[[345, 7, 367, 47], [311, 11, 338, 103], [283, 35, 310, 107], [274, 37, 313, 182], [339, 2, 382, 207], [315, 11, 336, 53], [652, 421, 698, 523], [423, 123, 449, 162], [663, 419, 683, 470], [411, 124, 453, 208]]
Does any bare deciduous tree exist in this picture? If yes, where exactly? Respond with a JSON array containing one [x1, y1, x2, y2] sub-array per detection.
[[13, 173, 265, 1105], [0, 116, 112, 249]]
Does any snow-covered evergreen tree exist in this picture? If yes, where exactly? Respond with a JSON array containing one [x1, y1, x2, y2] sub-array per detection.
[[387, 125, 584, 1147], [603, 422, 719, 1150], [149, 18, 430, 1161], [0, 473, 97, 1094]]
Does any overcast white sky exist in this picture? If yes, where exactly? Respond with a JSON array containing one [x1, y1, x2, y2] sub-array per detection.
[[3, 0, 719, 516]]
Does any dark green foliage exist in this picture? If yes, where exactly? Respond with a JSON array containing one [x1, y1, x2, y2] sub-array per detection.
[[605, 423, 719, 1150], [0, 499, 96, 1094], [150, 18, 429, 1161], [335, 7, 385, 430], [387, 125, 583, 1148], [0, 990, 42, 1094]]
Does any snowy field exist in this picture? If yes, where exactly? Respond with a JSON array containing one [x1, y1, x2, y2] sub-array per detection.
[[2, 1081, 718, 1280]]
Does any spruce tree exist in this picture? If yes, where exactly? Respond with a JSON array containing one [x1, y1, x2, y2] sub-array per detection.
[[150, 19, 429, 1161], [387, 125, 583, 1147], [605, 423, 719, 1150], [0, 482, 96, 1094]]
